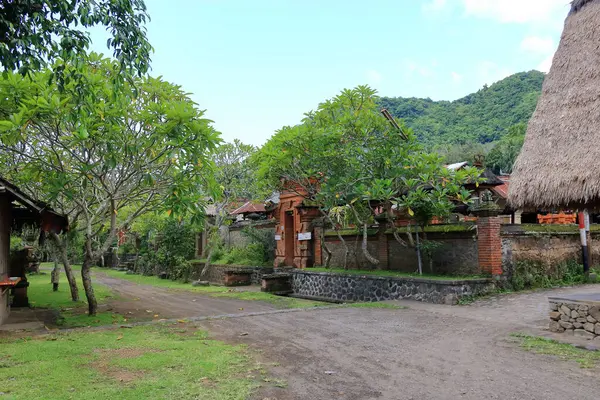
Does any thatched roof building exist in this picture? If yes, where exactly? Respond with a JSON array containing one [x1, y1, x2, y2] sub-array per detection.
[[510, 0, 600, 210]]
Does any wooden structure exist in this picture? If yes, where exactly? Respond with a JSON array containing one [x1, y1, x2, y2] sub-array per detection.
[[0, 176, 67, 324], [271, 182, 320, 268]]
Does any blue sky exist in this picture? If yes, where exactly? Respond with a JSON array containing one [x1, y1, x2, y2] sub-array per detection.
[[90, 0, 568, 146]]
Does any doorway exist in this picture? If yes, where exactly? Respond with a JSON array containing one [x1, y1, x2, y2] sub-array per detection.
[[284, 211, 294, 266]]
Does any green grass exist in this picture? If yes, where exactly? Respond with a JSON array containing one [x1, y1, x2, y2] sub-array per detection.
[[96, 268, 327, 309], [29, 267, 124, 328], [305, 267, 486, 281], [344, 302, 405, 309], [519, 224, 600, 233], [323, 224, 476, 237], [0, 323, 263, 399], [512, 333, 600, 369], [212, 291, 326, 309]]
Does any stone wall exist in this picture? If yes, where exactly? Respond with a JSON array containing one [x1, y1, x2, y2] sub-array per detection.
[[324, 236, 379, 270], [324, 229, 478, 275], [225, 220, 276, 248], [190, 262, 273, 285], [290, 270, 495, 304], [501, 226, 600, 279], [548, 298, 600, 341]]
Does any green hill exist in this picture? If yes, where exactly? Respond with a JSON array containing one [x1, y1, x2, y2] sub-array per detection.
[[379, 70, 545, 146]]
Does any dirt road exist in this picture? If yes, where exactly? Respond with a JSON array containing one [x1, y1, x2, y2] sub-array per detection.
[[96, 273, 600, 399], [95, 273, 277, 319], [201, 285, 600, 400]]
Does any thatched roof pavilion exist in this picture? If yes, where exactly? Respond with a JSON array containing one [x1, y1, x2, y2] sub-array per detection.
[[510, 0, 600, 210]]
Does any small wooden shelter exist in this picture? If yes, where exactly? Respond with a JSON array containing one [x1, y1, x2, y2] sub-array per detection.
[[0, 176, 67, 324]]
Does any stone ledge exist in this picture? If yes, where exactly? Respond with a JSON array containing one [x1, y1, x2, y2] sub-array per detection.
[[548, 298, 600, 340], [290, 270, 496, 304], [290, 270, 492, 286]]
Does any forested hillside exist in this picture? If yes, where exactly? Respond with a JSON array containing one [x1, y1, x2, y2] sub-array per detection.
[[379, 70, 545, 146]]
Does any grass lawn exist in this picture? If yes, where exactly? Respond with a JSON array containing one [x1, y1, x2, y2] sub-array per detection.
[[96, 268, 327, 309], [29, 268, 126, 328], [512, 333, 600, 368], [0, 323, 265, 399], [306, 267, 486, 281]]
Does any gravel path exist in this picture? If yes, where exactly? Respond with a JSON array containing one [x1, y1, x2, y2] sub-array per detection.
[[95, 272, 600, 399]]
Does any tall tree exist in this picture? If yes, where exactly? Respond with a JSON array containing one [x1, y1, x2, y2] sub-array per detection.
[[0, 0, 152, 77], [201, 140, 257, 275], [486, 123, 526, 174], [0, 55, 220, 315]]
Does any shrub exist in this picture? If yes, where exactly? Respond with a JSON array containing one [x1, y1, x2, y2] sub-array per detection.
[[510, 259, 585, 291]]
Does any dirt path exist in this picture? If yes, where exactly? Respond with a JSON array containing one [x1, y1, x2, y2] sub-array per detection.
[[199, 285, 600, 400], [94, 273, 277, 320], [95, 272, 600, 399]]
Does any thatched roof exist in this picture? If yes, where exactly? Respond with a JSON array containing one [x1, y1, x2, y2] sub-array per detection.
[[509, 0, 600, 210]]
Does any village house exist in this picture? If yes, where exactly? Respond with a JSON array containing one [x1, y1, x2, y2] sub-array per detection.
[[0, 176, 68, 325], [509, 0, 600, 339]]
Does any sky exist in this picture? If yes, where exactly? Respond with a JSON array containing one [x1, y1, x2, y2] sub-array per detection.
[[89, 0, 569, 146]]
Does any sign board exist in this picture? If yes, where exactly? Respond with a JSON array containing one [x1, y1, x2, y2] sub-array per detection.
[[298, 232, 312, 241], [274, 235, 281, 241]]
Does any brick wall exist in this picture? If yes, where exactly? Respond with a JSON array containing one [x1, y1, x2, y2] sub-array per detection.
[[477, 216, 503, 275]]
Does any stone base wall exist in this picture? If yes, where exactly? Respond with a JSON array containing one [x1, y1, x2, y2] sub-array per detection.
[[190, 262, 273, 285], [290, 270, 495, 304], [548, 300, 600, 340]]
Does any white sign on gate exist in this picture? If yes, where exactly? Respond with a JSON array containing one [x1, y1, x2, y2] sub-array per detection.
[[274, 235, 282, 241], [298, 232, 312, 241]]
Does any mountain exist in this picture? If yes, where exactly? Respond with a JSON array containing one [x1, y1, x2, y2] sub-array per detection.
[[379, 70, 545, 146]]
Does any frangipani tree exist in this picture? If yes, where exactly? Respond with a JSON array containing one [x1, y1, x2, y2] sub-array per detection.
[[257, 85, 480, 270], [0, 54, 220, 314]]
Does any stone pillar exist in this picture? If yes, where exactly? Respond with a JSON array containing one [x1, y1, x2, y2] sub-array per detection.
[[313, 224, 323, 266], [474, 206, 502, 276]]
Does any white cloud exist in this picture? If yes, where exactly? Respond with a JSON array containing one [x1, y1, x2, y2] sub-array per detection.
[[477, 61, 512, 85], [366, 69, 383, 85], [404, 60, 435, 78], [423, 0, 567, 24], [462, 0, 567, 24], [451, 71, 463, 83], [537, 55, 553, 73], [422, 0, 447, 13], [520, 36, 555, 54]]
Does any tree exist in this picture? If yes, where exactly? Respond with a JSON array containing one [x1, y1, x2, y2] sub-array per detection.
[[0, 54, 220, 315], [486, 123, 526, 174], [0, 0, 152, 77], [257, 86, 481, 271], [201, 140, 258, 275], [378, 71, 543, 147]]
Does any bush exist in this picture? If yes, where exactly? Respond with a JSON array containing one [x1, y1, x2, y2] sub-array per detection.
[[209, 225, 275, 267], [510, 259, 585, 291]]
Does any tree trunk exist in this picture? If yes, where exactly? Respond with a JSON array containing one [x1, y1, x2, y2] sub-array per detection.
[[322, 212, 349, 269], [50, 232, 79, 301], [320, 228, 332, 268], [361, 222, 379, 266], [415, 229, 423, 275], [81, 254, 97, 316], [200, 246, 213, 276]]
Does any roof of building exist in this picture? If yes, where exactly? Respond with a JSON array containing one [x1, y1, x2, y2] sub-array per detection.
[[492, 175, 509, 199], [0, 176, 68, 233], [231, 201, 267, 215], [510, 0, 600, 209]]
